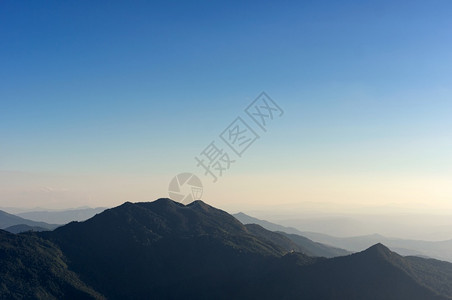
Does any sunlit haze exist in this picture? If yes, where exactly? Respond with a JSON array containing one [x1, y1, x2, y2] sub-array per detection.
[[1, 1, 451, 240]]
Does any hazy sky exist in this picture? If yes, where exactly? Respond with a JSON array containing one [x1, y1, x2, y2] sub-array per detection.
[[1, 1, 451, 216]]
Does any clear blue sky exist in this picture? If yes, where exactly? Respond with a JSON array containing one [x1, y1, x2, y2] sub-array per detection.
[[1, 1, 451, 211]]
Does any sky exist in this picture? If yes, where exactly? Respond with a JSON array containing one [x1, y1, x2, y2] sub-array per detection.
[[1, 1, 451, 222]]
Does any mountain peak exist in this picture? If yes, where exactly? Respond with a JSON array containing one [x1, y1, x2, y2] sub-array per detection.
[[362, 243, 393, 258], [186, 200, 212, 211], [187, 199, 207, 205], [118, 199, 212, 211], [234, 212, 248, 217], [152, 198, 180, 205], [369, 242, 390, 251], [51, 198, 251, 244], [138, 198, 185, 210]]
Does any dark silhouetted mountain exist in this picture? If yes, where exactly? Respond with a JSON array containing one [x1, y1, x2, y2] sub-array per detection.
[[1, 199, 451, 299], [235, 212, 350, 258], [244, 223, 350, 258], [278, 231, 351, 257], [4, 224, 50, 233], [261, 243, 452, 300], [244, 223, 305, 253], [39, 199, 285, 299], [0, 230, 104, 299], [17, 207, 107, 224], [0, 210, 59, 230]]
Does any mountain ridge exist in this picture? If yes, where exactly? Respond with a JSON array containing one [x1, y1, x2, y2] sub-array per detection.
[[17, 207, 107, 224], [1, 199, 451, 299], [235, 211, 452, 262], [0, 210, 59, 231]]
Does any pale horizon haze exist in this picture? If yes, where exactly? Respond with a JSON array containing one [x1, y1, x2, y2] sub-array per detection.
[[1, 1, 452, 238]]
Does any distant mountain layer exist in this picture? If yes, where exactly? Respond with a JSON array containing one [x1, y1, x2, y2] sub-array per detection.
[[234, 212, 452, 263], [0, 210, 58, 231], [1, 199, 451, 299], [244, 223, 350, 258], [17, 207, 107, 224], [299, 231, 452, 263], [233, 213, 351, 258], [234, 212, 305, 234], [4, 224, 50, 234]]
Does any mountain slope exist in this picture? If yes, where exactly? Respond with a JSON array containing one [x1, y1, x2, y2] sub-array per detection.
[[0, 230, 104, 300], [278, 231, 351, 257], [235, 212, 350, 258], [244, 223, 306, 253], [260, 243, 452, 300]]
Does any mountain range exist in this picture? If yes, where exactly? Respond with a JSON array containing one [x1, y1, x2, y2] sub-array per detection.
[[234, 212, 452, 263], [0, 210, 58, 232], [1, 199, 451, 299], [16, 207, 107, 224], [0, 207, 107, 233]]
